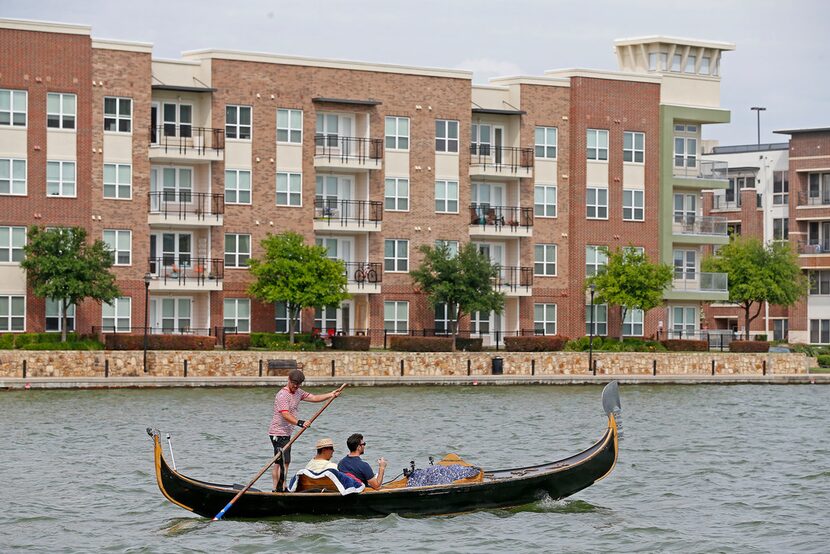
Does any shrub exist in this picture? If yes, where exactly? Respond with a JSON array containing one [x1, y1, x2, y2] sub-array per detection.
[[0, 333, 102, 350], [454, 337, 483, 352], [21, 339, 104, 351], [788, 344, 828, 357], [817, 354, 830, 368], [331, 335, 371, 351], [250, 332, 326, 351], [224, 334, 251, 350], [389, 336, 453, 352], [0, 334, 14, 349], [753, 334, 768, 341], [504, 335, 568, 352], [565, 336, 666, 352], [105, 334, 216, 350], [729, 340, 770, 353], [660, 339, 709, 352]]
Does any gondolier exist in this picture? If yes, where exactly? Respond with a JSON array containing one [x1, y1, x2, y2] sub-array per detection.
[[269, 369, 341, 491]]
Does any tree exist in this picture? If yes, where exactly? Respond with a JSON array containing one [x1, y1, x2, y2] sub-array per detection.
[[21, 226, 121, 342], [702, 237, 808, 340], [586, 247, 673, 341], [410, 242, 505, 349], [247, 232, 349, 344]]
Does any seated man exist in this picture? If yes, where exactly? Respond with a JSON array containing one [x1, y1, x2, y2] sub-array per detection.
[[305, 438, 338, 473], [337, 433, 387, 490]]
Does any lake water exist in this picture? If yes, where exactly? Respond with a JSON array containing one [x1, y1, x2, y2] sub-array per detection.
[[1, 384, 828, 553]]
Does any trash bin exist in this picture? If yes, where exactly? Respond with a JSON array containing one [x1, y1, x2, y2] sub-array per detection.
[[491, 356, 504, 375]]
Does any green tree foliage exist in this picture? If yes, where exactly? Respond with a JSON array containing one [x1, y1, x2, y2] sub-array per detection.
[[410, 242, 505, 349], [247, 232, 349, 344], [21, 226, 120, 342], [586, 247, 673, 341], [702, 237, 808, 340]]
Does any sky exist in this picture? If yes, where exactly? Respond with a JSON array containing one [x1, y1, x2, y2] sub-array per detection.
[[2, 0, 827, 145]]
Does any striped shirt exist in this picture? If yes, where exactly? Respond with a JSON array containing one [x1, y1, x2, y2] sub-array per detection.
[[268, 386, 310, 437]]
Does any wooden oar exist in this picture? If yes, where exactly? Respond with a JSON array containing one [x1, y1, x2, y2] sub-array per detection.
[[213, 383, 347, 521]]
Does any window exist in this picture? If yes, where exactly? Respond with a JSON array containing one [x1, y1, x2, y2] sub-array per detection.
[[685, 55, 697, 73], [0, 89, 27, 127], [673, 249, 697, 279], [534, 185, 557, 217], [435, 240, 459, 257], [46, 299, 75, 332], [0, 226, 25, 263], [586, 187, 608, 219], [314, 306, 338, 333], [46, 161, 76, 197], [587, 129, 608, 161], [773, 171, 789, 205], [385, 116, 410, 150], [623, 131, 645, 163], [47, 92, 76, 129], [674, 193, 697, 224], [623, 309, 644, 336], [808, 172, 830, 204], [470, 123, 492, 156], [534, 303, 557, 335], [623, 189, 644, 221], [102, 297, 131, 333], [224, 298, 251, 333], [586, 304, 608, 336], [384, 239, 408, 272], [277, 109, 302, 143], [534, 127, 557, 159], [773, 218, 789, 241], [0, 295, 25, 331], [673, 125, 698, 169], [104, 97, 132, 133], [384, 178, 409, 211], [434, 302, 456, 334], [671, 54, 682, 72], [225, 233, 251, 268], [159, 102, 192, 138], [671, 306, 697, 334], [809, 271, 830, 295], [0, 158, 26, 195], [384, 301, 408, 333], [435, 119, 459, 153], [160, 298, 191, 332], [435, 180, 458, 213], [470, 311, 492, 337], [810, 319, 830, 344], [103, 229, 132, 265], [225, 169, 251, 204], [225, 105, 252, 139], [103, 163, 132, 199], [534, 244, 557, 276], [773, 319, 788, 342], [586, 245, 608, 276], [275, 302, 300, 334], [276, 172, 302, 206], [700, 56, 711, 75]]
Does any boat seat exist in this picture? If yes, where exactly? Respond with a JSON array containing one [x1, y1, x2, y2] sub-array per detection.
[[293, 474, 341, 493]]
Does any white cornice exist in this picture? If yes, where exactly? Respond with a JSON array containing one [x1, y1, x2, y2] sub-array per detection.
[[489, 75, 570, 87], [0, 17, 90, 36], [614, 36, 736, 51], [92, 38, 153, 53], [544, 68, 662, 84]]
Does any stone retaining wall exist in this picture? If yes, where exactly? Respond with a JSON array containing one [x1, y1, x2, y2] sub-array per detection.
[[0, 350, 812, 379]]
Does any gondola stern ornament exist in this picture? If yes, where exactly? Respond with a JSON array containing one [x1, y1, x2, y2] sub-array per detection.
[[147, 427, 159, 439], [601, 381, 621, 416]]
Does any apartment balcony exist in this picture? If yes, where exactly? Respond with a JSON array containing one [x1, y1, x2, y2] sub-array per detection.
[[672, 160, 728, 189], [665, 271, 728, 301], [672, 215, 729, 245], [149, 125, 225, 162], [469, 145, 534, 178], [493, 266, 533, 297], [148, 192, 224, 227], [147, 257, 223, 292], [795, 192, 830, 222], [798, 241, 830, 255], [468, 204, 533, 238], [313, 199, 383, 233], [344, 262, 382, 295], [796, 242, 830, 270], [314, 135, 383, 171]]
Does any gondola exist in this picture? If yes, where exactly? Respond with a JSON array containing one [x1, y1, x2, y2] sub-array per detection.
[[148, 381, 621, 519]]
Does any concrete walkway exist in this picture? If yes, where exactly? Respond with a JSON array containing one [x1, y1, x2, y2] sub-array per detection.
[[1, 374, 828, 390]]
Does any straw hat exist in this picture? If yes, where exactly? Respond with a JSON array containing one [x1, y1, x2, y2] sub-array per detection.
[[315, 437, 335, 450]]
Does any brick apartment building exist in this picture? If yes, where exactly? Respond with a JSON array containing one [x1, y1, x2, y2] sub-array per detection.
[[0, 18, 737, 345]]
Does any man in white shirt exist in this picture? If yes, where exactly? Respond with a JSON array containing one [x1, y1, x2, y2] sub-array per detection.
[[305, 437, 338, 473]]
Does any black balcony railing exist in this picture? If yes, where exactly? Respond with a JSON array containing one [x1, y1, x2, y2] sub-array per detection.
[[798, 190, 830, 206], [150, 125, 225, 155], [656, 329, 735, 352], [314, 135, 383, 164], [148, 257, 224, 284], [344, 262, 382, 285], [469, 204, 533, 230], [469, 145, 534, 173], [149, 191, 224, 221], [314, 198, 383, 226], [713, 194, 741, 210], [494, 266, 533, 292]]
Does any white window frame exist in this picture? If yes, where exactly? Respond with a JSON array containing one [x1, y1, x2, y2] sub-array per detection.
[[103, 229, 132, 266], [46, 160, 76, 197], [0, 158, 27, 196], [623, 308, 644, 337], [586, 303, 608, 336], [773, 171, 789, 206], [534, 185, 557, 218], [435, 240, 459, 257], [534, 244, 557, 277], [534, 303, 557, 335], [276, 172, 302, 207], [586, 187, 608, 219], [46, 298, 75, 333], [104, 96, 132, 133], [587, 129, 609, 161], [225, 105, 252, 140], [674, 125, 699, 169], [0, 226, 26, 263], [225, 169, 252, 205], [0, 89, 27, 127], [434, 302, 457, 335], [671, 306, 698, 334], [103, 163, 132, 200], [623, 131, 645, 163], [773, 218, 789, 241], [809, 270, 830, 296], [384, 239, 409, 273], [0, 295, 25, 332], [435, 119, 459, 153], [385, 116, 410, 150], [102, 297, 131, 333], [224, 298, 251, 333], [586, 245, 608, 276], [47, 92, 76, 129], [384, 301, 409, 334], [277, 108, 303, 144], [225, 233, 251, 269], [435, 180, 459, 213], [384, 178, 409, 211], [623, 189, 645, 221], [772, 319, 789, 342], [534, 126, 557, 159], [275, 302, 300, 334]]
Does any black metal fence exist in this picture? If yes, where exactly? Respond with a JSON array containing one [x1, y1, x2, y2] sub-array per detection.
[[314, 135, 383, 164], [149, 191, 224, 221], [148, 257, 224, 284], [469, 204, 533, 230], [314, 198, 383, 226], [657, 329, 737, 351], [469, 145, 534, 173], [149, 125, 225, 155], [343, 262, 382, 285]]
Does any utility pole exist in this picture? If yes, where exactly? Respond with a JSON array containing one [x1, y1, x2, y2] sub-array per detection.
[[750, 106, 766, 148]]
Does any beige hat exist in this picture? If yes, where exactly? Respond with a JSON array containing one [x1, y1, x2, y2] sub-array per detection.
[[315, 437, 335, 450]]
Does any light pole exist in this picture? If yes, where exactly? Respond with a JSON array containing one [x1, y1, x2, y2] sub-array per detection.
[[588, 283, 596, 373], [750, 106, 766, 148], [143, 272, 152, 373]]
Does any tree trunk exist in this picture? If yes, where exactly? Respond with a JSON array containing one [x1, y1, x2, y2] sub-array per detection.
[[619, 306, 628, 342], [744, 301, 763, 341], [289, 306, 298, 344], [61, 299, 69, 343], [743, 302, 752, 340]]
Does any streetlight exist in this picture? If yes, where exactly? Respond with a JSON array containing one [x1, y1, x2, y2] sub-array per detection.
[[143, 272, 152, 373], [750, 106, 766, 148], [588, 283, 596, 374]]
